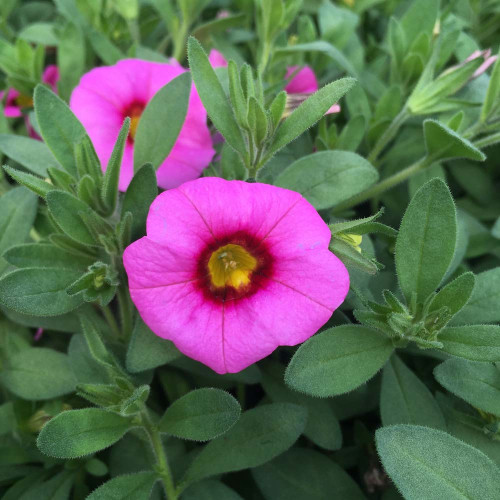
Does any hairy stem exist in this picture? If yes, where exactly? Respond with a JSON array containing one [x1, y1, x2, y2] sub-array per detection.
[[332, 157, 430, 213], [99, 304, 121, 340]]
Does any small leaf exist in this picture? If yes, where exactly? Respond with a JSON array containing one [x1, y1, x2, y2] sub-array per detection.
[[37, 408, 133, 458], [87, 472, 158, 500], [0, 187, 38, 274], [380, 355, 446, 429], [46, 191, 98, 246], [481, 48, 500, 121], [275, 151, 378, 210], [376, 424, 500, 500], [439, 325, 500, 362], [183, 403, 307, 486], [134, 72, 191, 172], [188, 37, 247, 155], [0, 134, 60, 176], [0, 268, 83, 316], [34, 84, 88, 176], [122, 163, 157, 241], [159, 388, 241, 441], [102, 118, 130, 214], [126, 318, 181, 373], [3, 166, 53, 198], [395, 178, 457, 304], [1, 347, 77, 400], [252, 448, 365, 500], [453, 267, 500, 324], [182, 480, 244, 500], [285, 325, 394, 397], [424, 119, 486, 162], [267, 78, 355, 157], [434, 358, 500, 417]]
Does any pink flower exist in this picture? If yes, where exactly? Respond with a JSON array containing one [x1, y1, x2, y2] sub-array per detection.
[[1, 65, 59, 119], [70, 59, 215, 192], [208, 49, 228, 68], [442, 49, 498, 80], [285, 66, 341, 115], [34, 328, 44, 341], [123, 177, 349, 374]]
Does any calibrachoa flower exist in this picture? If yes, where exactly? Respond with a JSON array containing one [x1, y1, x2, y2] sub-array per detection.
[[285, 65, 341, 115], [123, 177, 349, 373], [0, 65, 59, 118], [70, 59, 215, 191]]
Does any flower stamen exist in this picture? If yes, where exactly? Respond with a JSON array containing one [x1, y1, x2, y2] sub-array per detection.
[[208, 244, 257, 289]]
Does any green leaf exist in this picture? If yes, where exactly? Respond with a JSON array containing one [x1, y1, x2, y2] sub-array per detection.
[[0, 134, 60, 176], [188, 37, 247, 156], [262, 363, 342, 451], [34, 84, 88, 176], [46, 191, 98, 246], [126, 318, 181, 373], [275, 151, 378, 210], [3, 166, 53, 198], [37, 408, 133, 458], [439, 325, 500, 362], [122, 163, 157, 241], [134, 72, 191, 172], [1, 347, 77, 400], [424, 120, 486, 162], [395, 178, 457, 304], [428, 271, 475, 322], [0, 267, 83, 316], [453, 267, 500, 324], [380, 355, 446, 429], [182, 480, 244, 500], [183, 403, 307, 486], [376, 424, 500, 500], [336, 115, 366, 152], [267, 78, 355, 158], [434, 358, 500, 416], [159, 388, 241, 441], [57, 22, 85, 102], [4, 242, 93, 270], [102, 118, 130, 214], [481, 48, 500, 121], [86, 471, 157, 500], [285, 325, 394, 397], [0, 187, 38, 274], [252, 448, 365, 500]]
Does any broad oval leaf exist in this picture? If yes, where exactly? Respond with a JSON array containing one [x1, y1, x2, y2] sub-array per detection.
[[275, 151, 378, 210], [0, 268, 83, 316], [134, 72, 191, 172], [182, 480, 244, 500], [434, 358, 500, 416], [87, 471, 158, 500], [376, 425, 500, 500], [1, 347, 77, 400], [159, 388, 241, 441], [285, 325, 394, 397], [37, 408, 133, 458], [183, 403, 307, 486], [0, 134, 60, 175], [34, 84, 88, 176], [252, 448, 365, 500], [439, 325, 500, 362], [395, 178, 457, 304], [380, 355, 446, 429]]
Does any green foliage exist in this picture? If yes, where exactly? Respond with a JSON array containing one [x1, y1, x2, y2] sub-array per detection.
[[159, 388, 241, 441], [86, 472, 158, 500], [285, 326, 394, 397], [37, 408, 133, 458], [395, 178, 457, 304], [376, 425, 500, 499]]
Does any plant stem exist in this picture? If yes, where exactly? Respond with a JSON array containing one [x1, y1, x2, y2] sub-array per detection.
[[117, 282, 134, 340], [332, 157, 430, 213], [100, 304, 121, 340], [367, 107, 410, 164], [142, 411, 177, 499], [474, 131, 500, 149]]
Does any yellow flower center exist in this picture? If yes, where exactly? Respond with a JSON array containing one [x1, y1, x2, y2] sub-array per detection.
[[127, 104, 144, 140], [15, 94, 34, 108], [208, 244, 257, 289]]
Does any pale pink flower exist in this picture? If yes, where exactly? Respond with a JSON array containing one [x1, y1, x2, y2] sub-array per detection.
[[70, 59, 215, 191], [208, 49, 228, 68], [123, 177, 349, 374], [442, 49, 498, 79]]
